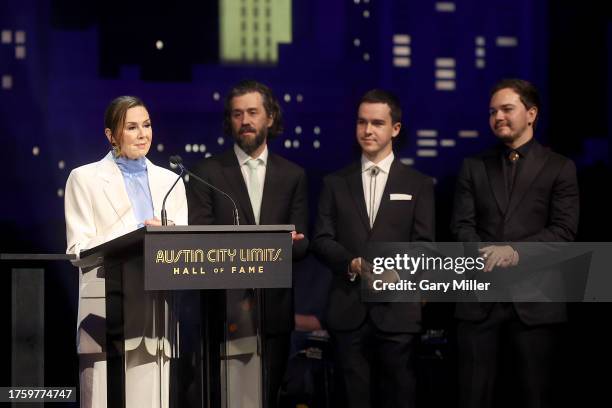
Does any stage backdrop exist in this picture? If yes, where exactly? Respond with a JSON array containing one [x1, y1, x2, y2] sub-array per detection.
[[0, 0, 551, 251]]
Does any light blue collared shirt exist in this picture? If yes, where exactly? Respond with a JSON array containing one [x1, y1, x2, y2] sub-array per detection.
[[114, 154, 154, 227]]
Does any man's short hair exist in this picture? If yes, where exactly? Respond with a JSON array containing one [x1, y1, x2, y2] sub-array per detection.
[[491, 78, 541, 128], [359, 89, 402, 124], [223, 80, 284, 138]]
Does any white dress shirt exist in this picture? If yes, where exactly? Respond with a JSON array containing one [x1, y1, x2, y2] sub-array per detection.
[[362, 152, 394, 227], [234, 143, 268, 223]]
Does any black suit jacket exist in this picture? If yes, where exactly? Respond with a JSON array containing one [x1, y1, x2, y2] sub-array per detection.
[[312, 158, 435, 333], [451, 140, 579, 324], [187, 148, 309, 334]]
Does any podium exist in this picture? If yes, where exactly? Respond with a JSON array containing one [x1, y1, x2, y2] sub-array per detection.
[[76, 225, 294, 408]]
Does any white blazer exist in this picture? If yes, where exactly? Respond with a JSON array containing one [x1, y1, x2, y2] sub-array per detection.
[[65, 152, 188, 354]]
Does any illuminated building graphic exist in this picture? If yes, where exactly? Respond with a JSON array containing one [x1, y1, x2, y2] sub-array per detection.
[[220, 0, 292, 64]]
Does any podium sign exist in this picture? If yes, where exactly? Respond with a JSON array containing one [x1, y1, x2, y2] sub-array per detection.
[[144, 231, 292, 290], [76, 224, 295, 408]]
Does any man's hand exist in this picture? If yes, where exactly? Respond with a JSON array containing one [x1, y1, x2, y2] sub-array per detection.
[[479, 245, 519, 272], [291, 230, 305, 244], [348, 257, 384, 289], [348, 257, 374, 280], [348, 257, 363, 281]]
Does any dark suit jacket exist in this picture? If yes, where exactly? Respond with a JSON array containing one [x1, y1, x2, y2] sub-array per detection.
[[312, 158, 435, 333], [187, 148, 309, 334], [451, 140, 579, 325]]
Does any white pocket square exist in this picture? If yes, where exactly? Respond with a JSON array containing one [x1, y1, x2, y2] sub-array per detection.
[[390, 193, 412, 201]]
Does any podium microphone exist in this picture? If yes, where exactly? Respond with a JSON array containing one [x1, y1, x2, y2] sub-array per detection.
[[169, 155, 241, 226], [161, 157, 185, 226]]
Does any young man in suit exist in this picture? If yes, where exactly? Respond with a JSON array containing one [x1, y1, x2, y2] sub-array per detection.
[[312, 89, 435, 408], [187, 80, 308, 407], [451, 78, 579, 408]]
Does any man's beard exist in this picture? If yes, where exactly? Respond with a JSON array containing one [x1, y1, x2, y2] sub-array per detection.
[[234, 125, 267, 155], [494, 121, 522, 144], [497, 133, 518, 143]]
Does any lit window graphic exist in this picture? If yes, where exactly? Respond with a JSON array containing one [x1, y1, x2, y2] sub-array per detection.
[[220, 0, 292, 64], [435, 58, 456, 91], [392, 34, 411, 68], [475, 36, 486, 69], [496, 36, 518, 47]]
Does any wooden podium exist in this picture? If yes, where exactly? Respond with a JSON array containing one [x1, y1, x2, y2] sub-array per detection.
[[76, 225, 294, 408]]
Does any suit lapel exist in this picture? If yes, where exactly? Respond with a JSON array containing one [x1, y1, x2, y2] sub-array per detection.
[[259, 154, 277, 225], [346, 162, 371, 233], [370, 159, 399, 235], [484, 149, 508, 215], [505, 141, 549, 221], [220, 150, 256, 224], [98, 153, 136, 227]]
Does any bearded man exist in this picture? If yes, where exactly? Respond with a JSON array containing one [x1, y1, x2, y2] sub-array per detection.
[[188, 80, 308, 407]]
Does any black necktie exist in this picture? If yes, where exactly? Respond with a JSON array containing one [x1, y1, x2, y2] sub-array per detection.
[[369, 166, 380, 227], [507, 150, 520, 196]]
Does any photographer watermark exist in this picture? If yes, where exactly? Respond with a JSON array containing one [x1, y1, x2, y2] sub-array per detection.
[[357, 242, 609, 302]]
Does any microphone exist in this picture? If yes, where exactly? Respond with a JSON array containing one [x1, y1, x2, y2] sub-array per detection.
[[169, 155, 241, 226], [169, 155, 183, 167], [161, 157, 185, 226]]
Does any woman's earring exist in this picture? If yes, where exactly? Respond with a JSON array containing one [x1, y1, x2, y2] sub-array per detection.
[[111, 141, 120, 157]]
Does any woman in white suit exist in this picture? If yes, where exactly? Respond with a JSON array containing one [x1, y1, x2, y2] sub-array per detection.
[[65, 96, 187, 408]]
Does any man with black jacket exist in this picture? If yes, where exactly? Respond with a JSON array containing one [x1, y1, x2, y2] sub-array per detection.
[[188, 80, 308, 407], [312, 89, 435, 408], [451, 78, 579, 408]]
